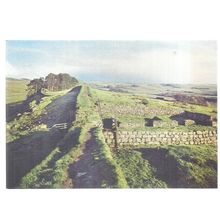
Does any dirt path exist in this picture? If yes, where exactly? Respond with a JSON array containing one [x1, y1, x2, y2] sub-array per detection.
[[68, 128, 115, 188], [37, 86, 81, 127]]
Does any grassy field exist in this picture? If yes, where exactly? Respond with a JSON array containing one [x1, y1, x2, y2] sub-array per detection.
[[114, 149, 167, 188], [114, 144, 217, 188], [89, 86, 217, 132], [90, 83, 217, 99], [89, 85, 217, 188], [20, 85, 127, 188], [6, 88, 70, 143], [6, 81, 217, 188], [6, 78, 29, 104]]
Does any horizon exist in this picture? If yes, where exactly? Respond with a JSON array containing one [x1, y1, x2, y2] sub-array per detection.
[[6, 41, 217, 84], [6, 76, 217, 86]]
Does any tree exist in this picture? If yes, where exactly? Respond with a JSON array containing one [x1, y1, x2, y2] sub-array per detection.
[[27, 73, 78, 96], [45, 73, 57, 91], [27, 77, 45, 97], [44, 73, 78, 91]]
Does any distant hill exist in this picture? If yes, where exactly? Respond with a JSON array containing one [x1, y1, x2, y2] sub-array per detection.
[[6, 78, 29, 104], [6, 73, 79, 103], [6, 77, 30, 81]]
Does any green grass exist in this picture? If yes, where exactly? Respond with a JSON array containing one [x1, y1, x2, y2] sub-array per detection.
[[19, 126, 86, 188], [182, 103, 217, 117], [52, 85, 128, 188], [73, 85, 101, 128], [15, 84, 217, 188], [167, 144, 217, 187], [117, 124, 216, 133], [90, 87, 139, 108], [20, 85, 128, 188], [20, 148, 60, 188], [90, 87, 216, 132], [134, 144, 217, 188], [91, 86, 216, 114], [89, 86, 217, 188], [52, 126, 88, 188], [114, 149, 167, 188], [18, 85, 89, 188], [114, 143, 217, 188], [6, 79, 29, 104], [91, 83, 217, 100], [6, 88, 70, 143], [42, 88, 72, 96], [94, 127, 128, 188]]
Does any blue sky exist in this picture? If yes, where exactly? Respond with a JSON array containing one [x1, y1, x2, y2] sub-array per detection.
[[6, 41, 217, 84]]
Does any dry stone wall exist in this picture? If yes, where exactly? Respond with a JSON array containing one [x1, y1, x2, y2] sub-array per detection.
[[104, 130, 217, 147], [100, 104, 183, 117], [152, 120, 178, 127], [119, 122, 145, 129]]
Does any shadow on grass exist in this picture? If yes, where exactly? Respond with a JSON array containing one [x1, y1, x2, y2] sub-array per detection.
[[6, 86, 82, 188], [48, 128, 81, 168], [136, 148, 188, 188], [35, 128, 82, 187], [68, 128, 118, 188], [6, 129, 66, 188], [6, 93, 45, 122]]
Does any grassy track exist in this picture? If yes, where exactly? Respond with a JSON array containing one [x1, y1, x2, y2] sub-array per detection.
[[21, 85, 128, 188]]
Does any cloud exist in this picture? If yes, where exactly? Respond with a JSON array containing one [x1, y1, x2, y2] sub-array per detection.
[[6, 41, 217, 83]]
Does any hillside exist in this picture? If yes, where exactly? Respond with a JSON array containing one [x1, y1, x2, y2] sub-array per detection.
[[6, 82, 217, 188], [6, 78, 29, 104]]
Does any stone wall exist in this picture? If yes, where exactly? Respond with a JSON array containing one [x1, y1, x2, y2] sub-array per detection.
[[119, 122, 145, 129], [152, 120, 178, 128], [103, 130, 217, 147], [100, 104, 183, 117], [170, 111, 217, 126]]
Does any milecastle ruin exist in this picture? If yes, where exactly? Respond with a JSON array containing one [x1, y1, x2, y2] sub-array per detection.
[[100, 103, 184, 117], [101, 109, 217, 148], [104, 130, 217, 147]]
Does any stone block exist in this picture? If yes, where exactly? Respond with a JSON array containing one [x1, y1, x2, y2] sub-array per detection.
[[143, 135, 149, 138], [185, 119, 195, 126], [128, 139, 133, 143], [106, 139, 112, 144], [137, 138, 141, 142]]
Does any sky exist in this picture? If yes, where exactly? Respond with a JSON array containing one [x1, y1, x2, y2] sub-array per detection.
[[6, 41, 217, 84]]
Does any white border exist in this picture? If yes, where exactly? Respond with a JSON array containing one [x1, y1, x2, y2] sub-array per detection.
[[0, 1, 219, 220]]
